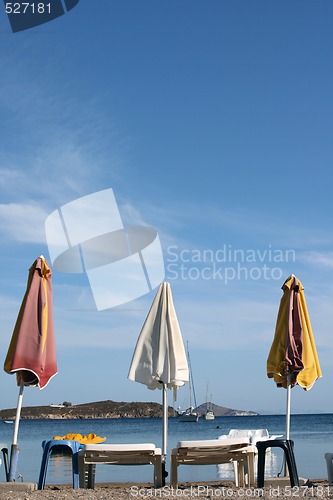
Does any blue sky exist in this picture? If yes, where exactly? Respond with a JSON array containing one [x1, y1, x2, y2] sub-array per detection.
[[0, 0, 332, 416]]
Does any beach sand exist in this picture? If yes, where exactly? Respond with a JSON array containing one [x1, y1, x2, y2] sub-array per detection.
[[0, 480, 331, 499]]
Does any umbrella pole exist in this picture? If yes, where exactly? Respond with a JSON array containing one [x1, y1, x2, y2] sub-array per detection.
[[286, 374, 291, 440], [162, 383, 168, 485], [283, 374, 292, 477], [9, 380, 24, 481]]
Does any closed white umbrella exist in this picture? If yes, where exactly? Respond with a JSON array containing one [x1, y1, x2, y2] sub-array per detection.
[[128, 282, 189, 483]]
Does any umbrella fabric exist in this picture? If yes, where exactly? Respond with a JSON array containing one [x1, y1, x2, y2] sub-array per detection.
[[4, 257, 57, 389], [267, 275, 322, 390], [128, 282, 188, 392], [128, 281, 189, 485]]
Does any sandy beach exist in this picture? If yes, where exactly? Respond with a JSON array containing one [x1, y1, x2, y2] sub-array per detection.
[[0, 480, 331, 500]]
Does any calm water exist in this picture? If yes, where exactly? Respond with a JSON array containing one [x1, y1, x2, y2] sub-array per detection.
[[0, 414, 332, 485]]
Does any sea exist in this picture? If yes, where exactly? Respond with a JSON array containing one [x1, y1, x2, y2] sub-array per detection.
[[0, 413, 332, 486]]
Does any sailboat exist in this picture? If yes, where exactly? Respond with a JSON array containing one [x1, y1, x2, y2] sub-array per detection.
[[178, 406, 199, 422], [203, 383, 215, 420], [178, 343, 200, 422]]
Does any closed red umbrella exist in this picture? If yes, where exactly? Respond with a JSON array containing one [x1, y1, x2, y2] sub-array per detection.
[[4, 256, 57, 481]]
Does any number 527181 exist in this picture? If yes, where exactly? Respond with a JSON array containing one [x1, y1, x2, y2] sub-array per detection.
[[5, 3, 51, 14]]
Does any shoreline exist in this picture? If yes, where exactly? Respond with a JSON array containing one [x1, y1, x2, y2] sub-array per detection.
[[0, 400, 258, 421], [0, 479, 331, 499]]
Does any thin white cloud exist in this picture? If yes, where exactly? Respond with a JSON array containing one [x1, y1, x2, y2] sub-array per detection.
[[299, 251, 333, 269], [0, 50, 134, 209], [0, 167, 25, 188], [127, 198, 333, 253], [177, 297, 278, 350], [118, 202, 148, 227], [0, 202, 48, 243], [0, 294, 23, 349]]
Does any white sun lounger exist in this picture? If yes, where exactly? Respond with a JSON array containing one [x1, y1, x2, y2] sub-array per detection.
[[170, 437, 256, 488], [219, 429, 283, 446], [78, 443, 162, 489]]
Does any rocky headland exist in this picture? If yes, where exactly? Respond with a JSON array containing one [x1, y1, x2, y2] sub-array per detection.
[[0, 400, 258, 420], [196, 402, 258, 417]]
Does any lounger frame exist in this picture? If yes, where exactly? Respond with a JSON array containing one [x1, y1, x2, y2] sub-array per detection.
[[78, 443, 162, 489], [171, 438, 255, 488]]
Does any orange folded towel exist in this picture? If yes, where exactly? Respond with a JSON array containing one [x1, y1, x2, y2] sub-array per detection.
[[52, 433, 106, 444]]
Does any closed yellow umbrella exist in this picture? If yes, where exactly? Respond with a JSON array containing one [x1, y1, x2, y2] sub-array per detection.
[[267, 275, 322, 438]]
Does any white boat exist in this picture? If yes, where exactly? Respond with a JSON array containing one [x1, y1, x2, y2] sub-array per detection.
[[204, 409, 215, 420], [203, 383, 215, 420], [4, 420, 13, 424]]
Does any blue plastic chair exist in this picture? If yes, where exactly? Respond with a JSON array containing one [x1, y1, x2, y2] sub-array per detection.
[[38, 439, 81, 490], [0, 444, 9, 482]]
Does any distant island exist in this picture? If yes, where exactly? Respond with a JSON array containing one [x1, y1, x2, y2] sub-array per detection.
[[196, 402, 258, 417], [0, 400, 258, 420]]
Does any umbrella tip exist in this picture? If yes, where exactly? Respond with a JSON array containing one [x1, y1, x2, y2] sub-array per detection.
[[39, 255, 45, 259]]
